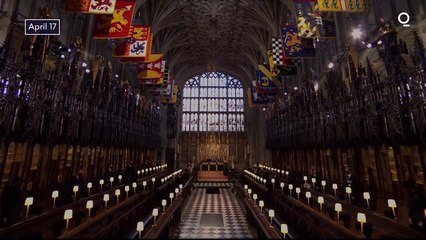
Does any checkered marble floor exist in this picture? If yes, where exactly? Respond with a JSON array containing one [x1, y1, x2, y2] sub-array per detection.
[[175, 185, 254, 239], [194, 182, 232, 188]]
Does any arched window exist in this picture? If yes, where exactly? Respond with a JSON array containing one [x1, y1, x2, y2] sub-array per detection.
[[182, 72, 245, 132]]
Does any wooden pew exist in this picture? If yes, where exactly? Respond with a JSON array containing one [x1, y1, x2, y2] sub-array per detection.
[[63, 175, 192, 239], [0, 171, 168, 239], [57, 190, 155, 239], [274, 191, 363, 239], [254, 170, 426, 239], [272, 173, 426, 239], [128, 176, 194, 239], [234, 180, 283, 239], [242, 173, 362, 239]]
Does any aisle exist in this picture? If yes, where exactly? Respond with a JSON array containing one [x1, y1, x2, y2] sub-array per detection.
[[174, 183, 254, 239]]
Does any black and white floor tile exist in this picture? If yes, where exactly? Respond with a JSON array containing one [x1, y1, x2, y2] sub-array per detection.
[[194, 182, 233, 188], [175, 184, 254, 239]]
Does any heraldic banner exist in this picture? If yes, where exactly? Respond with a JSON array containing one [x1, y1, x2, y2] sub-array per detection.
[[92, 0, 136, 39]]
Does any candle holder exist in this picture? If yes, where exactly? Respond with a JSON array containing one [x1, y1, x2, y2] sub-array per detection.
[[125, 186, 130, 198], [363, 192, 370, 209], [357, 212, 366, 235], [24, 197, 33, 218], [259, 200, 264, 214], [86, 200, 93, 218], [345, 187, 352, 202], [86, 182, 92, 196], [109, 177, 114, 188], [152, 208, 159, 227], [268, 209, 275, 228], [296, 187, 301, 200], [73, 185, 79, 202], [99, 179, 104, 192], [52, 191, 59, 208], [162, 199, 167, 214], [169, 193, 174, 203], [387, 199, 397, 220], [318, 196, 324, 212], [64, 209, 73, 232], [332, 184, 338, 197], [281, 224, 288, 239], [133, 182, 137, 194], [137, 221, 144, 239], [103, 194, 109, 210], [115, 189, 121, 203], [321, 180, 326, 192], [305, 191, 311, 206], [335, 203, 342, 222]]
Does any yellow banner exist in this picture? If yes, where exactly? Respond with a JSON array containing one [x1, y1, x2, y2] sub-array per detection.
[[318, 0, 343, 12], [267, 50, 281, 78], [120, 53, 162, 63], [318, 0, 369, 12], [355, 0, 369, 12], [267, 50, 275, 70], [160, 85, 178, 104]]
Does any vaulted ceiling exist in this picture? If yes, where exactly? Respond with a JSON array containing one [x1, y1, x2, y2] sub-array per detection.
[[134, 0, 293, 87]]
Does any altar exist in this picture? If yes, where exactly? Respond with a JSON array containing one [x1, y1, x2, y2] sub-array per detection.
[[200, 162, 224, 171], [197, 162, 228, 182]]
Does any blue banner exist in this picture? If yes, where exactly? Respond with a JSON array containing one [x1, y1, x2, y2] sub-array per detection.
[[281, 25, 315, 58]]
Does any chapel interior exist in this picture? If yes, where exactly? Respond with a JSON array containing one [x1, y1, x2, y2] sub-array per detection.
[[0, 0, 425, 239]]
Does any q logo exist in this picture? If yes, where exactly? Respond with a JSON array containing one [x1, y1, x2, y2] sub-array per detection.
[[398, 12, 410, 27]]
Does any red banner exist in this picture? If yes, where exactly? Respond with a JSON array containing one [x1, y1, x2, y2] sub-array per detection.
[[66, 0, 90, 12], [129, 25, 150, 40], [120, 53, 162, 63], [113, 26, 151, 58], [88, 0, 117, 14], [92, 0, 135, 39], [137, 57, 164, 79]]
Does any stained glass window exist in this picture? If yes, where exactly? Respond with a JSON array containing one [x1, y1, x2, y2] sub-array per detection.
[[182, 72, 245, 132]]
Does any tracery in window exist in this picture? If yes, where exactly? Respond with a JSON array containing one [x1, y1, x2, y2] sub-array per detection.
[[182, 72, 245, 132]]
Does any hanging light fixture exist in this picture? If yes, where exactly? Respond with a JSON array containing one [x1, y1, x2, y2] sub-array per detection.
[[351, 28, 363, 39]]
